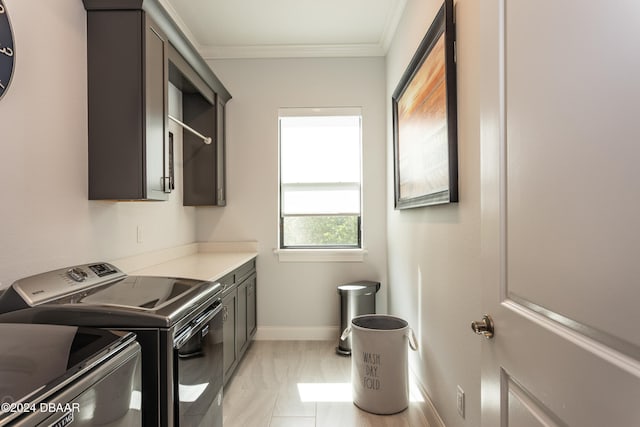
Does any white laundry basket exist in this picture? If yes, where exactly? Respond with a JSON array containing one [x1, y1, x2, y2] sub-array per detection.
[[341, 314, 418, 414]]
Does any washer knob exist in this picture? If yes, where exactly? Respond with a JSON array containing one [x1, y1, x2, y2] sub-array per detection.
[[67, 268, 88, 282]]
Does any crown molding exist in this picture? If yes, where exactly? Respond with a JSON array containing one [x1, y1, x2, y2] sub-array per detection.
[[156, 0, 406, 60], [199, 43, 386, 60], [156, 0, 201, 48]]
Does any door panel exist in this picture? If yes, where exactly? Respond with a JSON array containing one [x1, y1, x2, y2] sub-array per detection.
[[505, 371, 566, 427], [503, 0, 640, 350], [480, 0, 640, 426]]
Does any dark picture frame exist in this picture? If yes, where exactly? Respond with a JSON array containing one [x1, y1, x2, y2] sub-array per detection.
[[392, 0, 458, 209]]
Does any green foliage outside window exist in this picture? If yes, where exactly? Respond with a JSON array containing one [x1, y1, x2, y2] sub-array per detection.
[[282, 216, 359, 247]]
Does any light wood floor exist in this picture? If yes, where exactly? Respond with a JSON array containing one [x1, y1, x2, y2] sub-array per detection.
[[223, 341, 431, 427]]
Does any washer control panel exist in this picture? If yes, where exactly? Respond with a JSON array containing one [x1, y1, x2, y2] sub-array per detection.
[[10, 262, 126, 306]]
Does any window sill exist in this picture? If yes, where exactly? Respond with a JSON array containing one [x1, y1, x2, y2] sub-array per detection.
[[273, 248, 368, 262]]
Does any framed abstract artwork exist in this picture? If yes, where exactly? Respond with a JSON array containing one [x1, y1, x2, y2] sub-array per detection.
[[392, 0, 458, 209]]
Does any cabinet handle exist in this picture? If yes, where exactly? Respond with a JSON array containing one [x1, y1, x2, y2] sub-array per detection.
[[162, 177, 172, 193], [222, 305, 228, 322]]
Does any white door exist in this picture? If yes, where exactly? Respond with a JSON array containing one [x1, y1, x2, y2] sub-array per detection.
[[479, 1, 640, 426]]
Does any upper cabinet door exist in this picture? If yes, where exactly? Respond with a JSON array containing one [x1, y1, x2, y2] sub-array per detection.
[[216, 97, 227, 206], [145, 17, 170, 199], [85, 7, 169, 201]]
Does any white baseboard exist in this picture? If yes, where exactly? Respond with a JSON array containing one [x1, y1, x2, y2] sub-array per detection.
[[410, 368, 446, 427], [255, 326, 340, 341]]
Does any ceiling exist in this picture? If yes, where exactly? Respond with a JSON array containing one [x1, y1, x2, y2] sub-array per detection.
[[159, 0, 407, 59]]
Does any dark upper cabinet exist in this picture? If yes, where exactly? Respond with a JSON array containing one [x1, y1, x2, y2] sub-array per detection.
[[168, 46, 228, 206], [181, 94, 228, 206], [84, 5, 170, 201], [216, 97, 227, 206], [182, 92, 217, 206], [83, 0, 231, 204]]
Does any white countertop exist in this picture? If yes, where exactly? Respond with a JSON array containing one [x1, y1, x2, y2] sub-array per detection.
[[131, 252, 256, 282], [110, 242, 257, 282]]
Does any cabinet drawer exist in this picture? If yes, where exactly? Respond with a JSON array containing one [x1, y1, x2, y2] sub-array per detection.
[[235, 259, 256, 283], [219, 272, 235, 295]]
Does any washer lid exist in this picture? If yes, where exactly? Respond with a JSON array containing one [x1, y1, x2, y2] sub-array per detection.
[[0, 323, 134, 420], [76, 276, 205, 311], [38, 276, 220, 328]]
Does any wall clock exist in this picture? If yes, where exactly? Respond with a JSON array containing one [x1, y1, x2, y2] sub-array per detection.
[[0, 0, 15, 100]]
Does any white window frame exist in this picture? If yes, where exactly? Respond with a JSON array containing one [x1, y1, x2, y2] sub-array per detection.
[[275, 107, 366, 262]]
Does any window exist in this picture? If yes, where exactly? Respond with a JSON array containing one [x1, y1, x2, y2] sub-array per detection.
[[279, 108, 362, 249]]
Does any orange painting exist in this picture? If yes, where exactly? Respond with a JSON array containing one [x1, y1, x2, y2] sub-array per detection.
[[396, 34, 448, 200]]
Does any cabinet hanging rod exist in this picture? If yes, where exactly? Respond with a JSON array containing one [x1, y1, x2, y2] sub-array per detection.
[[168, 114, 212, 145]]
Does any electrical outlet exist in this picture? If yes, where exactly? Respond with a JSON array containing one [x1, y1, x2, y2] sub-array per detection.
[[456, 385, 465, 419], [136, 225, 143, 244]]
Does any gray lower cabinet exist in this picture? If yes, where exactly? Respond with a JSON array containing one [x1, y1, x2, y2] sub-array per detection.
[[221, 259, 257, 385], [237, 279, 248, 354], [246, 275, 257, 340], [222, 287, 237, 379]]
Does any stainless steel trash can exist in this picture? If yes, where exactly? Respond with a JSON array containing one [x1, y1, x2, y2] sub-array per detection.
[[342, 314, 418, 414], [336, 281, 380, 355]]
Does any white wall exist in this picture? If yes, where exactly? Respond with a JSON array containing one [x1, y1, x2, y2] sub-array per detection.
[[198, 57, 388, 338], [385, 0, 482, 426], [0, 0, 196, 287]]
